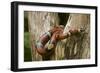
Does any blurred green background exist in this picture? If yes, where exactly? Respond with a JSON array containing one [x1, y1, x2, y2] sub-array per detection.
[[24, 12, 32, 62]]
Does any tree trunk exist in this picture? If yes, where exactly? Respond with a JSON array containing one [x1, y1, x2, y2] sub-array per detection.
[[64, 14, 90, 59], [28, 11, 59, 61]]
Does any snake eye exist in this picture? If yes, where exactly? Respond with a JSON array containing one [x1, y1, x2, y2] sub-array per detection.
[[79, 28, 85, 32]]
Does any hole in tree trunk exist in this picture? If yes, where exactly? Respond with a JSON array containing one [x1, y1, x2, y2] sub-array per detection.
[[58, 13, 69, 26]]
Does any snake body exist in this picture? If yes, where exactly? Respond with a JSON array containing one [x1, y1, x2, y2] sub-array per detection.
[[36, 26, 82, 56]]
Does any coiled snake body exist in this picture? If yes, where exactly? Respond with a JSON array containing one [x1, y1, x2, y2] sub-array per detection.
[[36, 26, 82, 56]]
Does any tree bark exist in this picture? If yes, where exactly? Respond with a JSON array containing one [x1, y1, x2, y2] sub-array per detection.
[[28, 11, 59, 61], [64, 14, 90, 59]]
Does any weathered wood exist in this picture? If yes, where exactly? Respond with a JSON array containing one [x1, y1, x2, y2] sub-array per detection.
[[64, 14, 90, 59], [28, 11, 59, 61]]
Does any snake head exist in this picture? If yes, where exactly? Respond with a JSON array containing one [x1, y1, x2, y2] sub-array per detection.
[[79, 27, 85, 32]]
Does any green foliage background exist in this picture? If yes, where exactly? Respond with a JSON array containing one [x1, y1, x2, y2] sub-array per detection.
[[24, 13, 32, 62]]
